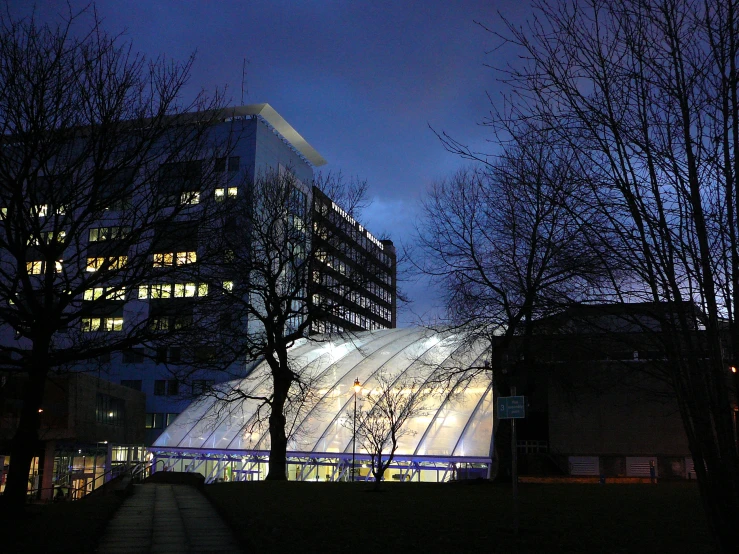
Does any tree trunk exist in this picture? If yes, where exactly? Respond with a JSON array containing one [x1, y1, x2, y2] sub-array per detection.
[[2, 338, 50, 511], [265, 371, 290, 481], [372, 455, 384, 491]]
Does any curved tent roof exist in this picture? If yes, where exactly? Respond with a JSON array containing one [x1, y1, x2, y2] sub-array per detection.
[[152, 328, 494, 462]]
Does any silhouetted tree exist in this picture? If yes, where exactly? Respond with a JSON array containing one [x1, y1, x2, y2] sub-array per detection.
[[202, 170, 374, 480], [345, 371, 430, 489], [416, 128, 613, 478], [490, 0, 739, 549], [0, 7, 225, 508]]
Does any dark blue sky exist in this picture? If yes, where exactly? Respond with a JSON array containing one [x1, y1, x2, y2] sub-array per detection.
[[12, 0, 530, 325]]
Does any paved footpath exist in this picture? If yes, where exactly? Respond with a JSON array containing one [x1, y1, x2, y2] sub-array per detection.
[[97, 483, 243, 553]]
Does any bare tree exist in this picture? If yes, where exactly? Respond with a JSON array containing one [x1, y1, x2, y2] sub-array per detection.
[[0, 7, 226, 508], [345, 371, 430, 489], [416, 128, 613, 477], [202, 169, 377, 480], [486, 0, 739, 549]]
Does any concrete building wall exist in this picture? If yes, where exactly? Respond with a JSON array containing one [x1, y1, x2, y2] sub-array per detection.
[[545, 360, 691, 478]]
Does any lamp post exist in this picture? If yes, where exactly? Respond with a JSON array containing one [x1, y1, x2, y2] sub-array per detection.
[[352, 378, 361, 482]]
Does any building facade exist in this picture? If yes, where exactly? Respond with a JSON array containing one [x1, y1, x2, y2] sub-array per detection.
[[310, 187, 396, 334], [0, 103, 397, 452]]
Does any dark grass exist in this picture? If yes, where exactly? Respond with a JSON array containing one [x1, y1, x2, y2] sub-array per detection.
[[204, 481, 717, 553], [1, 494, 124, 553]]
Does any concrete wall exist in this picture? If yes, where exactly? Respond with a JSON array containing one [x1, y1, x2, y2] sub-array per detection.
[[546, 360, 690, 457]]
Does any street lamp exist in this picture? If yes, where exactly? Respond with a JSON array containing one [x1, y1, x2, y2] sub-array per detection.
[[352, 378, 361, 482]]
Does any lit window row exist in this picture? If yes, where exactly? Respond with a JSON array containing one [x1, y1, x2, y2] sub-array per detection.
[[89, 226, 130, 242], [314, 221, 329, 239], [81, 317, 123, 332], [312, 270, 392, 319], [312, 320, 345, 334], [316, 250, 392, 287], [215, 187, 238, 201], [28, 231, 66, 245], [87, 256, 128, 272], [27, 260, 62, 274], [33, 204, 66, 217], [138, 282, 208, 299], [153, 251, 196, 267], [84, 287, 125, 301], [339, 306, 364, 328], [367, 280, 392, 303]]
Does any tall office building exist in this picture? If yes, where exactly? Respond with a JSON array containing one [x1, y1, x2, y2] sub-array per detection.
[[0, 104, 397, 448], [310, 187, 396, 334]]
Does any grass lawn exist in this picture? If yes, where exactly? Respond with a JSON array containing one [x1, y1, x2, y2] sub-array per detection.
[[2, 493, 124, 553], [205, 481, 717, 553]]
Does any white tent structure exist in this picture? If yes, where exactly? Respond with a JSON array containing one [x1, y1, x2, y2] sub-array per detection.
[[150, 328, 494, 482]]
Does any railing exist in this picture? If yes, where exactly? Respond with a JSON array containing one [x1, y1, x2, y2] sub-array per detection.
[[24, 459, 153, 502]]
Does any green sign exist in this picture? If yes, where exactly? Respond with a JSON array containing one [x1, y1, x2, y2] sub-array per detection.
[[497, 396, 526, 419]]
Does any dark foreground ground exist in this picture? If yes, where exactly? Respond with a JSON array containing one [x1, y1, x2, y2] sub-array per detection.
[[2, 481, 717, 553], [204, 481, 716, 554]]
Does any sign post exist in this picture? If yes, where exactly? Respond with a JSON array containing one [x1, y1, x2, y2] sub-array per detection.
[[497, 390, 526, 535]]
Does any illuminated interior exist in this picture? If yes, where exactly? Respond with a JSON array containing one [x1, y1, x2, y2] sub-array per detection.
[[151, 328, 494, 482]]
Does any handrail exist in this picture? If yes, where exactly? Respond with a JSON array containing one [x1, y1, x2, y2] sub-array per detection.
[[21, 459, 154, 502]]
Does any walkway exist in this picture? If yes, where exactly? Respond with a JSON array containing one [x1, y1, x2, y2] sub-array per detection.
[[97, 483, 243, 553]]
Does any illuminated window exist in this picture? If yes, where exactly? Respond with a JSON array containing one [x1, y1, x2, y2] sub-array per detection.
[[27, 261, 43, 274], [26, 260, 62, 274], [151, 283, 172, 299], [177, 251, 196, 265], [28, 231, 66, 245], [83, 287, 125, 301], [181, 191, 200, 205], [86, 256, 127, 271], [215, 187, 238, 201], [153, 252, 196, 267], [34, 204, 48, 217], [110, 288, 125, 301], [153, 253, 173, 267], [222, 281, 234, 292], [84, 288, 104, 301], [144, 282, 209, 299], [104, 317, 123, 331], [0, 207, 6, 219], [81, 318, 100, 331], [89, 226, 130, 242], [81, 317, 123, 332]]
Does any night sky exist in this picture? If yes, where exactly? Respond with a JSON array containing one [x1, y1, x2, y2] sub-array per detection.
[[10, 0, 530, 325]]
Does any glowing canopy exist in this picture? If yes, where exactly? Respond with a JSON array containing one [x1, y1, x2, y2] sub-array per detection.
[[153, 328, 494, 463]]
